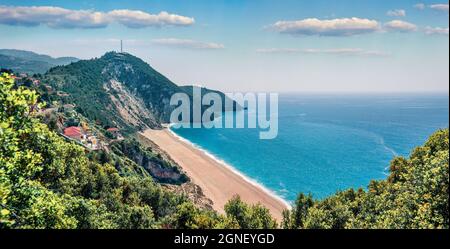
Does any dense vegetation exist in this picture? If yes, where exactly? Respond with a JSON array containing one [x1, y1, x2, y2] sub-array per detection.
[[1, 49, 449, 229], [40, 52, 184, 130], [0, 73, 275, 228], [41, 54, 143, 131], [110, 139, 189, 184]]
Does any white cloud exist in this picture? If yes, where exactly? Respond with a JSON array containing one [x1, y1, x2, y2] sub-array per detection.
[[0, 6, 109, 28], [256, 48, 389, 56], [0, 5, 194, 29], [424, 26, 449, 35], [269, 17, 380, 36], [151, 38, 224, 49], [108, 10, 194, 28], [384, 20, 417, 32], [414, 3, 426, 10], [429, 4, 449, 12], [387, 9, 406, 17]]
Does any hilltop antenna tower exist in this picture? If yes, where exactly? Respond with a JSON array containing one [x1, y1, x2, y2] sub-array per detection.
[[120, 40, 123, 53]]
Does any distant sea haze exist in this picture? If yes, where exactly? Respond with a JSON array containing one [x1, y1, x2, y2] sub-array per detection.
[[171, 93, 450, 202]]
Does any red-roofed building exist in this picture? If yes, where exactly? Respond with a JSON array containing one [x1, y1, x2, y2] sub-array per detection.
[[64, 126, 84, 140], [106, 127, 123, 140]]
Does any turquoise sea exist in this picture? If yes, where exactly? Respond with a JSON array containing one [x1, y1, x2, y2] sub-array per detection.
[[170, 94, 449, 203]]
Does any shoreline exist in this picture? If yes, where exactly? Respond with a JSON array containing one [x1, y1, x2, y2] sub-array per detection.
[[166, 126, 292, 209], [141, 128, 290, 221]]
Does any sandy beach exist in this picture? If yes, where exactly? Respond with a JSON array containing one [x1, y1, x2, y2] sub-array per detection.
[[141, 128, 289, 221]]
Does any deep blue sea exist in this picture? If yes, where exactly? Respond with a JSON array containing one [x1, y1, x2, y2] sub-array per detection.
[[170, 94, 449, 203]]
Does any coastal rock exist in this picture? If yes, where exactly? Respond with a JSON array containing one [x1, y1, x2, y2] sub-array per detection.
[[164, 182, 214, 211]]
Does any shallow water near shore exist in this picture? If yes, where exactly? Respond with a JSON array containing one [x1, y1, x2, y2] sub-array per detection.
[[170, 93, 449, 203]]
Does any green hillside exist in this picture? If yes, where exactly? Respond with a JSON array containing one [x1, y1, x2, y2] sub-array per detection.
[[0, 49, 78, 67], [0, 49, 79, 74], [40, 52, 241, 132], [0, 54, 54, 75], [180, 85, 244, 112], [40, 52, 178, 131]]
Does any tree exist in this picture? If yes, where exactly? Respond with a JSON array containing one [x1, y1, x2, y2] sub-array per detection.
[[224, 195, 277, 229], [290, 193, 314, 228], [0, 73, 225, 229], [3, 72, 448, 229]]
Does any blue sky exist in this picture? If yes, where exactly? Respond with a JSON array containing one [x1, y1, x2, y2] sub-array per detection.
[[0, 0, 448, 92]]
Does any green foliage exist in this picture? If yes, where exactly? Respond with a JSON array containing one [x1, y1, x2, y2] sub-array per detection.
[[224, 195, 278, 229], [283, 129, 449, 229], [0, 73, 216, 229], [39, 52, 181, 131], [282, 193, 314, 229], [1, 72, 43, 227], [110, 139, 188, 184], [42, 58, 127, 130], [1, 72, 448, 229]]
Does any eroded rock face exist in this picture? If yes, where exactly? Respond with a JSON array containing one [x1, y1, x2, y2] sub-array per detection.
[[136, 133, 213, 210], [100, 53, 180, 124], [111, 138, 188, 184], [164, 182, 214, 211], [42, 51, 181, 132], [103, 79, 159, 129]]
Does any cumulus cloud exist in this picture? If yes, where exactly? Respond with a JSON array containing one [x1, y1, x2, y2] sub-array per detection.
[[0, 6, 108, 28], [108, 10, 194, 28], [384, 20, 417, 32], [256, 48, 389, 56], [424, 26, 449, 35], [151, 38, 224, 50], [0, 5, 194, 29], [429, 4, 449, 12], [387, 9, 406, 17], [268, 17, 380, 36], [414, 3, 426, 10]]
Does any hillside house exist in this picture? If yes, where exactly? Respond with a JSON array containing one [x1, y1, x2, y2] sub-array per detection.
[[107, 127, 123, 140], [63, 126, 100, 150], [63, 126, 86, 141]]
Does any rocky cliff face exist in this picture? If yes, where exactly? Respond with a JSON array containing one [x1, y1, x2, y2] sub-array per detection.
[[100, 52, 181, 123], [163, 183, 214, 211], [111, 139, 188, 184], [42, 52, 242, 132], [41, 52, 182, 131], [103, 79, 159, 129]]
